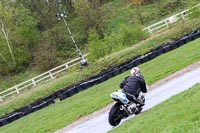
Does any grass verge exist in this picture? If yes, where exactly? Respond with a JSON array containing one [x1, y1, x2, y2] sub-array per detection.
[[0, 38, 199, 133], [109, 83, 200, 133]]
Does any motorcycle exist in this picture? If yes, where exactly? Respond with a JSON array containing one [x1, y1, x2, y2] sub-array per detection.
[[108, 89, 145, 126]]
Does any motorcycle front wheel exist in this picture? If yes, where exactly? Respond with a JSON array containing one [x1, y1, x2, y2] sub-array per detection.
[[108, 103, 122, 126]]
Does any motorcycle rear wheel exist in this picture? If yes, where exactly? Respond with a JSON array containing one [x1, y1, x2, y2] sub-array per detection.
[[108, 103, 122, 126]]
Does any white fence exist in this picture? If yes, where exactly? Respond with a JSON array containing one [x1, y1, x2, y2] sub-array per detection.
[[0, 4, 199, 102], [0, 54, 88, 102], [143, 4, 200, 34]]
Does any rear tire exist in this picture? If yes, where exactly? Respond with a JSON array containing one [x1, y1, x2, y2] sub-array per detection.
[[108, 103, 122, 126]]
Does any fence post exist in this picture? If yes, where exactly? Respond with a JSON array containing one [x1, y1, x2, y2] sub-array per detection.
[[181, 12, 186, 19], [15, 86, 19, 94], [32, 78, 37, 86], [65, 64, 69, 68], [49, 71, 54, 79], [0, 96, 3, 102], [148, 27, 153, 34], [165, 19, 169, 28]]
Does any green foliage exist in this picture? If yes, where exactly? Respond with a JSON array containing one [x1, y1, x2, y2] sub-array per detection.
[[14, 6, 39, 44], [0, 3, 40, 74], [87, 24, 149, 60], [0, 0, 198, 77], [0, 3, 16, 71], [87, 29, 102, 61], [104, 0, 133, 33], [119, 24, 149, 46], [156, 1, 184, 18], [188, 6, 200, 20], [74, 0, 110, 37], [33, 42, 60, 72]]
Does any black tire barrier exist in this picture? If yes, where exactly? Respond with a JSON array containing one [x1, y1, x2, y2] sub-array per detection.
[[54, 90, 64, 97], [43, 93, 57, 101], [175, 39, 185, 47], [163, 44, 172, 53], [104, 71, 115, 79], [91, 78, 101, 86], [119, 65, 129, 73], [110, 69, 120, 76], [133, 57, 143, 66], [150, 51, 158, 59], [128, 61, 137, 68], [22, 106, 33, 116], [155, 49, 163, 56], [76, 84, 86, 92], [0, 98, 55, 127], [82, 82, 92, 89], [58, 93, 68, 101], [192, 32, 200, 40], [31, 100, 55, 112], [6, 112, 22, 123], [68, 87, 79, 96], [142, 54, 150, 63], [0, 28, 199, 128], [0, 118, 8, 126], [96, 77, 105, 83], [76, 85, 81, 92], [170, 42, 178, 50]]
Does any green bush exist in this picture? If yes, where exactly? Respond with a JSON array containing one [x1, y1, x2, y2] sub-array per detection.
[[87, 24, 149, 60], [87, 29, 103, 61], [188, 6, 200, 19], [119, 24, 149, 46]]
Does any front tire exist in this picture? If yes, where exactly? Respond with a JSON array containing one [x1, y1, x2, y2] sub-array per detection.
[[108, 103, 122, 126]]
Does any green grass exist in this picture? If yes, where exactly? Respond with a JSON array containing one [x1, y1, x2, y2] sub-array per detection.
[[0, 38, 199, 133], [105, 0, 193, 33], [109, 83, 200, 133]]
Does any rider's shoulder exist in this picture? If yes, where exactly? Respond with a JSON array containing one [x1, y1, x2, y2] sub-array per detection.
[[124, 76, 130, 79], [129, 75, 144, 80]]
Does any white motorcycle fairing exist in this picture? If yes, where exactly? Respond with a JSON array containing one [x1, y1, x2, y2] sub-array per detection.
[[110, 91, 129, 104]]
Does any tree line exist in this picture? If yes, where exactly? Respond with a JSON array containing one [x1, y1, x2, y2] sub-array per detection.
[[0, 0, 197, 77], [0, 0, 112, 76]]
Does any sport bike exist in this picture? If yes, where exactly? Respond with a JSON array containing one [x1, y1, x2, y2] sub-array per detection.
[[108, 89, 145, 126]]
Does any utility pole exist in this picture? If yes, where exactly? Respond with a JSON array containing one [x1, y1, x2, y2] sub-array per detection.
[[56, 1, 87, 66]]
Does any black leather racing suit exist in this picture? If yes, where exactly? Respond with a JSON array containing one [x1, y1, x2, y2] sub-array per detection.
[[120, 75, 147, 102]]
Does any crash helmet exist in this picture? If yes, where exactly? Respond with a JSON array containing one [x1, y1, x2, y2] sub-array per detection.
[[130, 67, 141, 76]]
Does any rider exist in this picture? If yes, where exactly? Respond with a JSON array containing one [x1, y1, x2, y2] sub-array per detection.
[[120, 67, 148, 106]]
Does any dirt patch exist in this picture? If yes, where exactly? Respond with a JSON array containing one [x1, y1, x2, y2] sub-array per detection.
[[55, 61, 200, 133]]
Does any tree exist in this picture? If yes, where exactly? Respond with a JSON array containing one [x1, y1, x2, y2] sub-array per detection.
[[131, 0, 155, 24], [0, 3, 16, 69], [74, 0, 109, 37], [0, 20, 16, 66], [0, 2, 39, 75], [131, 0, 145, 24]]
